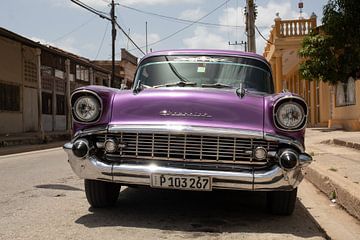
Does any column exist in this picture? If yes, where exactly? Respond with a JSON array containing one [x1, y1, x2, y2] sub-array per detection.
[[52, 75, 56, 132], [270, 60, 276, 90], [89, 67, 94, 85], [108, 74, 111, 87], [35, 48, 44, 141], [65, 59, 72, 135], [275, 54, 283, 93]]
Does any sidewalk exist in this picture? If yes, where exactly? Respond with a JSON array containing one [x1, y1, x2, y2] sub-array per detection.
[[0, 131, 70, 156], [305, 128, 360, 220]]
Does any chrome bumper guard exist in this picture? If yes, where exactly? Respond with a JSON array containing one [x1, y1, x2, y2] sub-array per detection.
[[64, 142, 310, 191]]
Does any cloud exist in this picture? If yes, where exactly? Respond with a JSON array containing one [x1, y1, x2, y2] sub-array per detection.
[[30, 36, 80, 55], [182, 27, 230, 50], [130, 32, 161, 51], [218, 6, 245, 30], [179, 8, 206, 21]]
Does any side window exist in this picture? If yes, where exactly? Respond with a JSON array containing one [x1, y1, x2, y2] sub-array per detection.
[[0, 83, 20, 112], [42, 92, 53, 114], [336, 77, 356, 107], [56, 95, 66, 115]]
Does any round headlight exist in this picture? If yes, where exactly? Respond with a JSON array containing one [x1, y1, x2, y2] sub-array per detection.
[[73, 96, 101, 122], [275, 102, 305, 130]]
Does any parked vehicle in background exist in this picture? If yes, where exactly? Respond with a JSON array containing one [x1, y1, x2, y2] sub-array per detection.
[[64, 49, 312, 215]]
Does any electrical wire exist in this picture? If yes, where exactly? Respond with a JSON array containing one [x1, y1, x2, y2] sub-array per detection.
[[70, 0, 145, 55], [117, 2, 241, 29], [115, 21, 145, 55], [255, 25, 273, 44], [52, 16, 96, 42], [70, 0, 111, 20], [129, 0, 231, 52], [226, 1, 230, 42], [95, 21, 109, 59], [115, 12, 130, 50]]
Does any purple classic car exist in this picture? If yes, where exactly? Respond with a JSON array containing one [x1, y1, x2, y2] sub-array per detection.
[[64, 49, 312, 215]]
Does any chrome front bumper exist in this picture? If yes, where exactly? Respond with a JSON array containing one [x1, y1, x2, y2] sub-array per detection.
[[64, 142, 308, 191]]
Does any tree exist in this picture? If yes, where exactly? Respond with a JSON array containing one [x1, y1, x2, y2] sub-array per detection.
[[299, 0, 360, 84]]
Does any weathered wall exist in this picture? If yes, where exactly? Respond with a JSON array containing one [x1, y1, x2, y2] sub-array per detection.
[[0, 36, 23, 134]]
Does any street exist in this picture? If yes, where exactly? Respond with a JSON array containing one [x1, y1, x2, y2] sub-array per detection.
[[0, 148, 326, 240]]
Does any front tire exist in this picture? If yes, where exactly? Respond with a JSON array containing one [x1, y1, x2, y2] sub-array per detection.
[[84, 179, 121, 208], [267, 188, 297, 215]]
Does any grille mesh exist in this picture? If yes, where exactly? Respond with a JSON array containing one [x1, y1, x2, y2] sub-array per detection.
[[97, 132, 278, 165]]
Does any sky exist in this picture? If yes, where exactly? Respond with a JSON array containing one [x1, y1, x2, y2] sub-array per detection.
[[0, 0, 328, 60]]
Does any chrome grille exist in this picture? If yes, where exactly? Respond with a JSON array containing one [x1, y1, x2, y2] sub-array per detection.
[[97, 132, 278, 165]]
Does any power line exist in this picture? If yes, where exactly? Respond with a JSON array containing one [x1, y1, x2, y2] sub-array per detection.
[[117, 2, 241, 29], [70, 0, 145, 55], [71, 0, 110, 18], [52, 16, 96, 42], [95, 21, 109, 59], [115, 21, 145, 55], [255, 25, 273, 45], [129, 0, 231, 52]]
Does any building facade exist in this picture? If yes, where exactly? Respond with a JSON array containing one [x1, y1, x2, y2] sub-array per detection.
[[263, 14, 360, 130], [0, 27, 136, 138], [93, 48, 138, 89]]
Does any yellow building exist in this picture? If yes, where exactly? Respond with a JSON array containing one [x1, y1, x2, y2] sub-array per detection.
[[264, 14, 360, 130]]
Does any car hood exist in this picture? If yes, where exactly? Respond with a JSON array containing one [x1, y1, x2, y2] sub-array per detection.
[[110, 88, 265, 133]]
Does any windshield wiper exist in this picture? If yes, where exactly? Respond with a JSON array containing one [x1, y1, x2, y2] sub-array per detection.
[[153, 81, 197, 88], [165, 56, 191, 83], [201, 83, 233, 88]]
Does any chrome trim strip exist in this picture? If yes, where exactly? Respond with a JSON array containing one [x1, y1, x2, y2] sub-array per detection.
[[264, 133, 305, 152], [299, 153, 312, 167], [74, 124, 305, 152], [73, 125, 108, 139], [105, 154, 267, 166], [64, 142, 303, 191], [108, 124, 264, 138]]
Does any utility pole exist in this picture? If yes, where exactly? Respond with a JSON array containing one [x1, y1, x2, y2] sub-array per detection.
[[145, 21, 148, 54], [110, 0, 116, 87], [228, 40, 247, 52], [246, 0, 256, 53], [70, 0, 145, 86]]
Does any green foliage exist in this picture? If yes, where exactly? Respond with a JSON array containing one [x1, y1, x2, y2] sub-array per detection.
[[299, 0, 360, 84]]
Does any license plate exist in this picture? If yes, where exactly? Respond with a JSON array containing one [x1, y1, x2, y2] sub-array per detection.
[[151, 174, 212, 191]]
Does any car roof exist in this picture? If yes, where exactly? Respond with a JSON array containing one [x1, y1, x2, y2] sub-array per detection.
[[140, 49, 269, 66]]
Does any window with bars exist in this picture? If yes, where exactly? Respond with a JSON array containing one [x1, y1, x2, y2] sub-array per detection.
[[56, 95, 65, 115], [336, 77, 356, 107], [75, 65, 89, 82], [42, 92, 52, 114], [0, 83, 20, 111]]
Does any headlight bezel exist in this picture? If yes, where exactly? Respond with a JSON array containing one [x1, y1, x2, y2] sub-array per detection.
[[273, 97, 307, 131], [71, 90, 103, 124]]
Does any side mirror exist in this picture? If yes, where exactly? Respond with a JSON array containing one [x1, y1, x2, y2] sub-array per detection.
[[120, 84, 128, 90]]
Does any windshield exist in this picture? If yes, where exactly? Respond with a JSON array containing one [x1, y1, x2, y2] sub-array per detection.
[[134, 55, 274, 93]]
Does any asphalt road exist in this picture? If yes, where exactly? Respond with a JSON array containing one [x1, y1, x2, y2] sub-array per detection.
[[0, 148, 326, 240]]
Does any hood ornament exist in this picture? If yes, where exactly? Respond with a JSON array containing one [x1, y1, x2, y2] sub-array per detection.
[[160, 110, 212, 118]]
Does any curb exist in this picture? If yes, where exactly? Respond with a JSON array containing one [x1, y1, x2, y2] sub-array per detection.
[[0, 141, 66, 156], [305, 164, 360, 221], [322, 138, 360, 151], [333, 138, 360, 151]]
